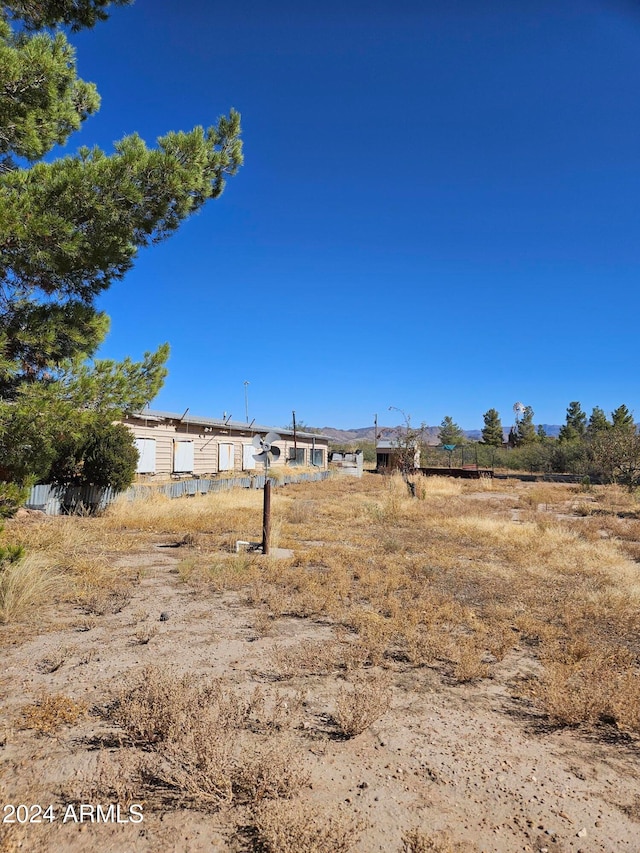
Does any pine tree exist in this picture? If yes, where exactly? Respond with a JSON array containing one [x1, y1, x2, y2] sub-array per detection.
[[481, 408, 503, 446], [516, 405, 537, 445], [0, 1, 242, 393], [558, 401, 587, 443], [611, 404, 635, 434], [0, 1, 243, 498], [438, 416, 464, 446], [587, 406, 610, 435]]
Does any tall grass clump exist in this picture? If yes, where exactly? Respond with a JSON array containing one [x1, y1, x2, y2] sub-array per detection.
[[0, 554, 63, 624]]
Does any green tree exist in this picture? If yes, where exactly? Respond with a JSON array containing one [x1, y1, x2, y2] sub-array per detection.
[[611, 404, 635, 434], [481, 408, 503, 446], [438, 415, 464, 446], [587, 406, 610, 435], [558, 401, 587, 443], [515, 405, 537, 445], [0, 0, 241, 391], [0, 1, 242, 501], [590, 427, 640, 488], [48, 420, 138, 490]]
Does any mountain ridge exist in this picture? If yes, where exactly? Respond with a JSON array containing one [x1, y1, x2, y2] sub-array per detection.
[[319, 424, 562, 444]]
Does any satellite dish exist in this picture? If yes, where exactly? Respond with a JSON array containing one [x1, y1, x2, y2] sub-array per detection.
[[252, 431, 281, 465]]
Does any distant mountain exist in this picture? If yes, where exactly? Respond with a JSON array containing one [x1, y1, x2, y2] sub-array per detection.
[[321, 423, 562, 444]]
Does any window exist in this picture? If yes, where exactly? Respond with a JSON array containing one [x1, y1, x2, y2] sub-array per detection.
[[288, 447, 305, 466], [311, 449, 324, 467]]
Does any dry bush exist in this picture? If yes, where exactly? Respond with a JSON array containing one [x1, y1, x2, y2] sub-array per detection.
[[82, 586, 132, 616], [233, 737, 310, 803], [334, 671, 392, 737], [402, 827, 474, 852], [134, 623, 158, 644], [344, 608, 395, 665], [449, 637, 490, 684], [0, 554, 64, 623], [534, 649, 640, 731], [107, 666, 312, 808], [20, 693, 87, 735], [249, 686, 306, 731], [253, 800, 364, 853], [110, 666, 254, 745]]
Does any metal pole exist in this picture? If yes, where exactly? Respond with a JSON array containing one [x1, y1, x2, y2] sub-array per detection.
[[262, 479, 271, 555], [292, 410, 297, 461], [244, 381, 249, 423]]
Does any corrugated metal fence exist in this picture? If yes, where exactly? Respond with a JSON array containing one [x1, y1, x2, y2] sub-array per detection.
[[26, 471, 332, 516]]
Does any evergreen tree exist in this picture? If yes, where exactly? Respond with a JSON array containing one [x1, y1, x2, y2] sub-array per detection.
[[558, 401, 586, 443], [0, 0, 242, 393], [516, 405, 537, 445], [587, 406, 610, 435], [0, 1, 243, 501], [481, 408, 503, 446], [438, 415, 464, 446], [611, 404, 635, 434]]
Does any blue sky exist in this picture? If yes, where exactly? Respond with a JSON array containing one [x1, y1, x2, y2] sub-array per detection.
[[65, 0, 640, 431]]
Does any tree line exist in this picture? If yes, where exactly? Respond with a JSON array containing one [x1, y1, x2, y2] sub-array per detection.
[[428, 403, 640, 486]]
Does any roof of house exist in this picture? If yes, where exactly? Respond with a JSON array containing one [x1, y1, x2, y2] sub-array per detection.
[[127, 409, 330, 442]]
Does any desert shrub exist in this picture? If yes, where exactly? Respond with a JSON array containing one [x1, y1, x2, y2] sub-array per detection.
[[20, 693, 87, 735], [334, 671, 392, 737], [253, 801, 363, 853]]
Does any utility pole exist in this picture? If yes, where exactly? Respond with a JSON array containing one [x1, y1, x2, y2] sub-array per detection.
[[292, 409, 297, 460], [244, 380, 250, 423]]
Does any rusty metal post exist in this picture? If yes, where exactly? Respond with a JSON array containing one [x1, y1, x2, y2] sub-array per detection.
[[262, 479, 271, 555]]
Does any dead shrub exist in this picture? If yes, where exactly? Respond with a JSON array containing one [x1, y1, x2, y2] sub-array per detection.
[[450, 638, 490, 683], [534, 649, 640, 731], [334, 671, 392, 737], [82, 587, 132, 616], [110, 666, 253, 745], [253, 800, 364, 852], [233, 737, 310, 803], [20, 693, 87, 735]]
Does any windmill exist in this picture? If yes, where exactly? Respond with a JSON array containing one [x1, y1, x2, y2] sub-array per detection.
[[251, 431, 281, 555], [252, 431, 281, 472], [513, 402, 525, 423]]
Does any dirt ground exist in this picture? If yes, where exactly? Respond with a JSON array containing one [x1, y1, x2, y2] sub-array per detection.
[[1, 486, 640, 852]]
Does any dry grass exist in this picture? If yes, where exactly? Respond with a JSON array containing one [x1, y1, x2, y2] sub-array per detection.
[[4, 472, 640, 849], [20, 693, 87, 735], [252, 800, 364, 852], [0, 554, 64, 624]]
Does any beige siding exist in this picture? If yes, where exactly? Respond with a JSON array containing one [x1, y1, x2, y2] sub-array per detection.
[[123, 415, 329, 478]]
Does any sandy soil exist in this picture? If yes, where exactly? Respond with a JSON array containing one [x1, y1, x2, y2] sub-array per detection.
[[1, 542, 639, 853]]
